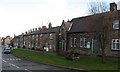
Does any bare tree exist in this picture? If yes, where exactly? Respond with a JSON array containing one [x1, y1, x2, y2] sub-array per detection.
[[95, 14, 109, 63], [88, 2, 109, 15], [88, 1, 111, 63]]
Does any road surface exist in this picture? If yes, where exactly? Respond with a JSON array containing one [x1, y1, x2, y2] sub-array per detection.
[[1, 47, 83, 72]]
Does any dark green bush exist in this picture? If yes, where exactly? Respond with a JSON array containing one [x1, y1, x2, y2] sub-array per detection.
[[65, 50, 80, 60]]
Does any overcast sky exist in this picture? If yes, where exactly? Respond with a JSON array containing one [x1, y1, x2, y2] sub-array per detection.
[[0, 0, 119, 37]]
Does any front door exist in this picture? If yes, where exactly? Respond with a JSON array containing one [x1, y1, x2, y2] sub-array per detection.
[[59, 38, 64, 51], [91, 39, 99, 55]]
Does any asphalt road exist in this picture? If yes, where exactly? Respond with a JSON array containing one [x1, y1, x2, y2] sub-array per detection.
[[2, 53, 69, 72], [1, 48, 84, 72]]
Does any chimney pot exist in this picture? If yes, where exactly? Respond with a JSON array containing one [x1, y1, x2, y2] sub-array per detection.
[[110, 2, 117, 11], [35, 28, 37, 31], [33, 28, 34, 31], [25, 32, 27, 34]]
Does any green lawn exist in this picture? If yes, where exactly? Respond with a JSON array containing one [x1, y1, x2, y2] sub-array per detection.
[[12, 48, 119, 70]]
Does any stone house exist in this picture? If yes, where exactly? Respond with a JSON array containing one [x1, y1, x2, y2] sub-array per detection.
[[58, 3, 120, 57], [13, 35, 20, 48], [3, 36, 12, 45], [13, 2, 119, 57], [57, 20, 72, 55], [34, 26, 60, 52], [13, 23, 60, 52]]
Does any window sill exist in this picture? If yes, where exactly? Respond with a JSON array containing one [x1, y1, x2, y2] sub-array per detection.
[[111, 49, 120, 51]]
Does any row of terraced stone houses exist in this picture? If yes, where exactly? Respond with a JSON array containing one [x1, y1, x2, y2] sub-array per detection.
[[13, 3, 120, 57]]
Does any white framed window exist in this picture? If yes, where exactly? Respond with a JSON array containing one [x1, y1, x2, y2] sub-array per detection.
[[36, 35, 38, 41], [23, 41, 26, 45], [32, 43, 34, 47], [23, 37, 25, 41], [113, 20, 119, 29], [36, 42, 38, 47], [80, 37, 83, 47], [50, 33, 53, 39], [74, 37, 76, 47], [29, 36, 31, 40], [49, 45, 52, 49], [32, 35, 34, 39], [70, 37, 73, 47], [112, 39, 120, 50], [36, 35, 38, 38], [28, 42, 30, 47], [61, 40, 64, 50], [87, 42, 90, 48], [40, 34, 43, 39]]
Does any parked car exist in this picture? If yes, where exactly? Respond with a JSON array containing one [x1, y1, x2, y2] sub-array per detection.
[[3, 47, 11, 54]]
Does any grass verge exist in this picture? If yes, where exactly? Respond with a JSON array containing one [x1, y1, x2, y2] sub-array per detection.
[[12, 48, 119, 70]]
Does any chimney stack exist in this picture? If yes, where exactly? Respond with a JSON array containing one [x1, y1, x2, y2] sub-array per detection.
[[25, 31, 27, 34], [48, 22, 52, 28], [38, 27, 41, 30], [62, 20, 65, 24], [35, 28, 37, 31], [110, 2, 117, 11], [22, 33, 24, 35], [33, 28, 34, 31], [67, 19, 70, 22], [42, 26, 47, 29]]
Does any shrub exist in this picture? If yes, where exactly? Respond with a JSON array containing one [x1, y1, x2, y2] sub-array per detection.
[[32, 47, 35, 50], [65, 50, 80, 60]]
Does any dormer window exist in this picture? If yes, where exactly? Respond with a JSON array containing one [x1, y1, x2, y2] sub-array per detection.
[[113, 20, 119, 29]]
